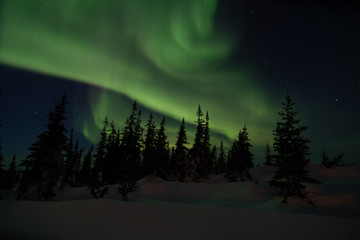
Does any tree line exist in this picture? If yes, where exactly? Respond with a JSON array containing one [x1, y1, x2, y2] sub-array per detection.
[[1, 93, 342, 205]]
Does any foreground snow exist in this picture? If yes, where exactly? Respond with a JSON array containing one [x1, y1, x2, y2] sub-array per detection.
[[1, 199, 360, 240], [1, 164, 359, 240]]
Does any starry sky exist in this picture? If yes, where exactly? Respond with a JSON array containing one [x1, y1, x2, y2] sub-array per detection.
[[0, 0, 359, 166]]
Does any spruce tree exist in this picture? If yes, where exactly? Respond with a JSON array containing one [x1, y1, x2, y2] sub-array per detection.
[[189, 105, 207, 181], [203, 111, 213, 175], [142, 113, 157, 176], [269, 94, 320, 205], [119, 101, 143, 181], [117, 101, 143, 200], [321, 151, 345, 168], [0, 90, 4, 189], [79, 146, 93, 185], [72, 139, 83, 184], [154, 117, 170, 179], [89, 118, 109, 198], [93, 118, 108, 173], [226, 126, 253, 181], [0, 126, 5, 190], [64, 128, 74, 179], [104, 121, 121, 184], [209, 146, 217, 174], [171, 118, 188, 181], [6, 155, 18, 189], [18, 94, 68, 200], [63, 129, 82, 187], [215, 140, 226, 174], [264, 144, 274, 166]]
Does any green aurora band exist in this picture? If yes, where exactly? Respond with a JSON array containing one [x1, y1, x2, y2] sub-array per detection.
[[0, 0, 277, 153]]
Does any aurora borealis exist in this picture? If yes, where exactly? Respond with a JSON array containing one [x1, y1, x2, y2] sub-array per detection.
[[1, 0, 359, 165]]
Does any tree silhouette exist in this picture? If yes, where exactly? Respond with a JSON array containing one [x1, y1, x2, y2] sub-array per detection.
[[103, 121, 121, 184], [203, 111, 213, 175], [226, 126, 253, 181], [0, 125, 4, 190], [154, 117, 170, 179], [89, 118, 109, 198], [79, 146, 93, 185], [18, 94, 68, 200], [117, 101, 143, 200], [215, 140, 226, 174], [119, 101, 143, 180], [6, 155, 18, 189], [0, 90, 6, 190], [269, 94, 320, 206], [142, 113, 157, 176], [264, 144, 274, 166], [190, 105, 211, 181], [171, 118, 188, 181], [63, 129, 83, 187], [321, 151, 345, 168], [93, 118, 108, 174]]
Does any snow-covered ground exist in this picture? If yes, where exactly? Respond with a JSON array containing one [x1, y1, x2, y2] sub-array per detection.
[[1, 164, 360, 240]]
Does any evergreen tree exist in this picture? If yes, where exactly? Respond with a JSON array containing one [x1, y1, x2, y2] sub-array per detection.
[[203, 111, 213, 175], [89, 171, 108, 199], [103, 121, 121, 184], [154, 117, 170, 179], [215, 140, 226, 174], [321, 151, 345, 168], [18, 94, 68, 200], [226, 126, 253, 181], [79, 146, 93, 185], [117, 101, 143, 200], [0, 90, 4, 189], [64, 128, 74, 177], [171, 118, 188, 181], [189, 105, 208, 181], [89, 118, 109, 198], [6, 155, 18, 189], [63, 129, 82, 187], [119, 101, 143, 181], [142, 113, 157, 176], [72, 139, 83, 183], [209, 145, 217, 174], [264, 144, 274, 166], [93, 118, 108, 173], [268, 94, 320, 205], [0, 125, 5, 190]]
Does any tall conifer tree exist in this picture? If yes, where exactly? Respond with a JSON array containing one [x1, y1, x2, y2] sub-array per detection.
[[154, 117, 170, 179], [118, 101, 143, 200], [0, 89, 4, 189], [90, 118, 109, 198], [104, 121, 121, 184], [190, 105, 209, 181], [0, 121, 5, 190], [269, 94, 319, 205], [215, 140, 226, 174], [171, 118, 188, 181], [18, 94, 68, 200], [79, 146, 93, 185], [264, 144, 274, 166], [142, 113, 157, 176], [203, 111, 213, 175], [226, 126, 253, 181], [6, 155, 18, 189]]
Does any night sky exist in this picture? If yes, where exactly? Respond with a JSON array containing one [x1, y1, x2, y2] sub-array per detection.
[[0, 0, 359, 166]]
